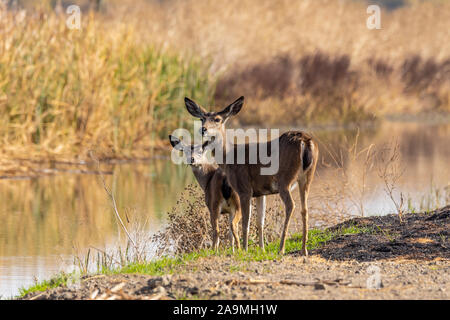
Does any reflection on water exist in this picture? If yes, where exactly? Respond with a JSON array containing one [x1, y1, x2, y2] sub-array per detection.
[[0, 121, 449, 297], [311, 121, 449, 217], [0, 160, 192, 298]]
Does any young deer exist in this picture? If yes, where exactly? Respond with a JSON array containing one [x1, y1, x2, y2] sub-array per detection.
[[168, 135, 241, 252], [184, 96, 319, 256]]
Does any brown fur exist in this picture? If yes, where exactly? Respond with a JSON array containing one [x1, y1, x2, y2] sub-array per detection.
[[197, 164, 242, 252], [184, 97, 319, 255], [169, 136, 241, 252]]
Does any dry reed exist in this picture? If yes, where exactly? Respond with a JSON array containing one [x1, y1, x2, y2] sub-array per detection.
[[2, 0, 450, 170], [0, 4, 212, 164]]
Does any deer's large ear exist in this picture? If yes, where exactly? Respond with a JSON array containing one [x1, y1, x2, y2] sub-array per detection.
[[218, 96, 244, 120], [169, 135, 184, 150], [185, 97, 206, 118]]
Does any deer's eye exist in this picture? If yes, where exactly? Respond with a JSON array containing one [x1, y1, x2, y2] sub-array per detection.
[[214, 118, 221, 123]]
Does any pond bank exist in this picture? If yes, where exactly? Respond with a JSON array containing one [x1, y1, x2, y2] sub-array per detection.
[[19, 206, 449, 300]]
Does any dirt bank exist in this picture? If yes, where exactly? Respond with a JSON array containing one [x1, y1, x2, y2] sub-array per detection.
[[21, 207, 449, 300]]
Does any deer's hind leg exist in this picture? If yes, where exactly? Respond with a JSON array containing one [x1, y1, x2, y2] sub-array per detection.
[[209, 205, 220, 252], [279, 187, 295, 255], [229, 205, 241, 252], [298, 178, 309, 256], [298, 165, 316, 256]]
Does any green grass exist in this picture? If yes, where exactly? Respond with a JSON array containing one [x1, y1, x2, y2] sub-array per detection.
[[17, 225, 371, 298], [17, 273, 72, 298], [225, 225, 372, 262]]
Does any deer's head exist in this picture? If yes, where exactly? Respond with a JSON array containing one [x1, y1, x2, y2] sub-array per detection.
[[169, 135, 212, 166], [184, 96, 244, 142]]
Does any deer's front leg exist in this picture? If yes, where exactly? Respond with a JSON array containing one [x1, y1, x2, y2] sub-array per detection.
[[209, 207, 220, 252], [239, 194, 252, 251], [255, 196, 266, 251]]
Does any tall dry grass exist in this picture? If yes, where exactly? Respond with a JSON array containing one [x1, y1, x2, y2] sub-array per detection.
[[0, 5, 212, 163], [110, 0, 450, 125], [1, 0, 450, 164]]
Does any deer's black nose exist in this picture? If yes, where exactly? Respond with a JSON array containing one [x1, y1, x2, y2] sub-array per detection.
[[190, 157, 195, 163], [201, 127, 207, 136]]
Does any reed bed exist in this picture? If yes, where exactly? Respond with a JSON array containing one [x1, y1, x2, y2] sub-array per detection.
[[1, 0, 450, 165], [107, 0, 450, 125], [0, 5, 212, 163]]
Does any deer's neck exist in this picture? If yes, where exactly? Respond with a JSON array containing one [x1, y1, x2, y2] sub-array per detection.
[[214, 130, 234, 169], [191, 164, 217, 191]]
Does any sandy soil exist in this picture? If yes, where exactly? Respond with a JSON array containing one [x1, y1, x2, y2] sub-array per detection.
[[21, 206, 449, 300]]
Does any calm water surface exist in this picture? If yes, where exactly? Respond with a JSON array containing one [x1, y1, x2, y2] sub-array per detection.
[[0, 121, 448, 298]]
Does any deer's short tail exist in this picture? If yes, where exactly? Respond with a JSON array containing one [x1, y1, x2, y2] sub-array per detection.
[[302, 139, 315, 171]]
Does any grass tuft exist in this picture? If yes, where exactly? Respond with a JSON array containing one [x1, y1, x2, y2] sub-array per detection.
[[17, 273, 72, 298]]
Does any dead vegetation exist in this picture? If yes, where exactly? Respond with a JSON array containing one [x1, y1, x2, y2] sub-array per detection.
[[215, 52, 450, 126], [2, 0, 450, 171], [377, 142, 406, 222], [152, 184, 290, 256], [117, 0, 450, 126]]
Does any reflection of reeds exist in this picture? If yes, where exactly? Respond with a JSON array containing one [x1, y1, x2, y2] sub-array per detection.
[[300, 123, 450, 224], [0, 160, 192, 257], [408, 184, 450, 214], [90, 151, 137, 249]]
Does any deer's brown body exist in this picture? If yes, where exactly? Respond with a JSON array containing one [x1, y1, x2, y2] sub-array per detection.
[[194, 164, 242, 251], [169, 136, 242, 251], [184, 97, 319, 255]]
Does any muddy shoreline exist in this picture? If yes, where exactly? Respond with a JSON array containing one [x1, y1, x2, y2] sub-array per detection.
[[21, 207, 449, 300]]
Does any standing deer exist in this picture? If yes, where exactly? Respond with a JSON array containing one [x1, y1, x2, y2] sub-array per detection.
[[168, 135, 242, 252], [184, 96, 318, 255]]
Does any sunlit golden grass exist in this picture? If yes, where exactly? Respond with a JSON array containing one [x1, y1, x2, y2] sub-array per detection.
[[0, 6, 213, 163], [131, 0, 450, 70], [1, 0, 450, 167], [116, 0, 450, 125]]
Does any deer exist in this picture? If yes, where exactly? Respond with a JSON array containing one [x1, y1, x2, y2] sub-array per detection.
[[168, 134, 243, 252], [183, 96, 319, 256]]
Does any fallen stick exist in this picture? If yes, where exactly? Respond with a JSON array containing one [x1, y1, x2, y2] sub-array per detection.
[[110, 282, 127, 293], [29, 292, 46, 300], [82, 274, 106, 282], [226, 278, 363, 289]]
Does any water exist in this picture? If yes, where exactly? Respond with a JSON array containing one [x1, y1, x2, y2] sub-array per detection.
[[0, 160, 192, 298], [0, 121, 448, 298]]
